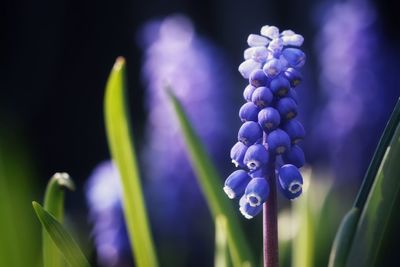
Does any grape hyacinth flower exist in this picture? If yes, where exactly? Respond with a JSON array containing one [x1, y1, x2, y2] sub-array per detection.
[[227, 25, 307, 267], [85, 161, 133, 267], [139, 14, 235, 266]]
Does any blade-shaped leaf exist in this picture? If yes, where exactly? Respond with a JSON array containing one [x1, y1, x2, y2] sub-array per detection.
[[104, 57, 159, 267], [328, 208, 360, 267], [346, 119, 400, 266], [32, 202, 91, 267], [168, 91, 254, 267], [0, 133, 40, 267], [328, 98, 400, 267], [43, 173, 75, 267], [214, 215, 230, 267]]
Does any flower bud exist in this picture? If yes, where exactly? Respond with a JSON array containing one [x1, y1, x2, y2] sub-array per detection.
[[239, 102, 259, 122], [238, 121, 263, 146], [251, 86, 273, 108], [282, 48, 306, 68], [276, 97, 298, 120], [260, 25, 280, 39], [269, 75, 290, 96], [288, 88, 299, 103], [230, 141, 248, 168], [278, 164, 303, 200], [244, 46, 269, 62], [247, 34, 270, 47], [244, 177, 269, 207], [244, 144, 269, 171], [243, 84, 256, 102], [263, 58, 283, 79], [223, 170, 251, 199], [268, 38, 283, 56], [281, 33, 304, 47], [284, 67, 302, 87], [249, 69, 268, 87], [239, 195, 263, 219], [238, 59, 261, 79], [282, 119, 305, 144], [282, 145, 305, 168], [258, 107, 280, 132], [267, 129, 291, 155]]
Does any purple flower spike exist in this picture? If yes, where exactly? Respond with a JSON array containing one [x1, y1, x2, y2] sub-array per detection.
[[249, 69, 268, 87], [269, 75, 290, 96], [276, 97, 298, 120], [282, 119, 305, 144], [267, 129, 291, 155], [228, 25, 306, 218], [239, 102, 260, 122], [244, 177, 270, 207], [230, 141, 248, 168], [239, 195, 264, 219], [258, 107, 281, 132], [244, 144, 269, 171], [224, 170, 252, 199], [282, 145, 305, 168], [251, 86, 273, 108], [238, 121, 263, 146], [278, 164, 303, 200]]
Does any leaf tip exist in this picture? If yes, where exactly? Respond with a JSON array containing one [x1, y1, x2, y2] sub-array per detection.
[[52, 172, 75, 191], [113, 57, 126, 72]]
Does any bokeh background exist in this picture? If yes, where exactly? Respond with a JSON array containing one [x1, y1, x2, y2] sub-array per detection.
[[1, 0, 399, 266]]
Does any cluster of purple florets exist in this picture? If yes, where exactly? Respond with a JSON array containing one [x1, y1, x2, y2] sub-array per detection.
[[223, 25, 306, 219]]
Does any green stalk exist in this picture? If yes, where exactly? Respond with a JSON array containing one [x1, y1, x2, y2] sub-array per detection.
[[104, 57, 159, 267], [43, 173, 75, 267]]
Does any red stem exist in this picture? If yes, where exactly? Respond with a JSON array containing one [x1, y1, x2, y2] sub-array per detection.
[[263, 157, 279, 267]]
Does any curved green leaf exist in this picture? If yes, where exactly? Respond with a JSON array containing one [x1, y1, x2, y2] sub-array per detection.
[[328, 98, 400, 267], [214, 215, 229, 267], [32, 202, 91, 267], [328, 208, 360, 267], [43, 173, 75, 267], [346, 121, 400, 266], [168, 91, 254, 267], [104, 57, 159, 267]]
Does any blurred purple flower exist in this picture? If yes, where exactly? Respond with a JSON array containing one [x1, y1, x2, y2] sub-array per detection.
[[311, 0, 394, 180], [85, 161, 133, 267], [139, 14, 235, 264]]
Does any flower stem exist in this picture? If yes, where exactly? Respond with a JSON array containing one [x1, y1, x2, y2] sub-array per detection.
[[263, 136, 279, 267]]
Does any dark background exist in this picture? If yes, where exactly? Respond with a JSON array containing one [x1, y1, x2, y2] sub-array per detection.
[[1, 0, 399, 185]]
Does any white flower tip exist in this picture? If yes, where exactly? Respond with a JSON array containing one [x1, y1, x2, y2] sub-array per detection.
[[223, 186, 236, 199], [246, 193, 262, 207], [231, 160, 239, 167], [289, 181, 302, 194], [260, 25, 280, 39], [247, 34, 269, 47], [239, 207, 253, 219]]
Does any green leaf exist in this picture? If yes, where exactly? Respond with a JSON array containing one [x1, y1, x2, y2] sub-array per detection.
[[32, 202, 91, 267], [346, 118, 400, 266], [104, 57, 159, 267], [42, 173, 75, 267], [354, 99, 400, 209], [214, 215, 230, 267], [328, 98, 400, 267], [0, 132, 41, 267], [328, 208, 360, 267], [168, 91, 254, 267]]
